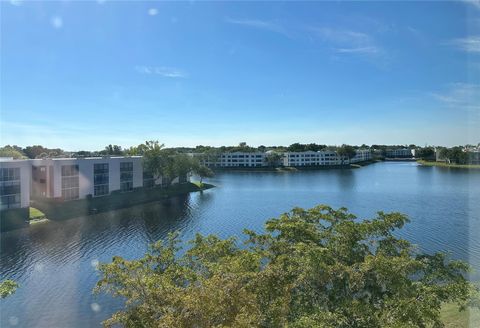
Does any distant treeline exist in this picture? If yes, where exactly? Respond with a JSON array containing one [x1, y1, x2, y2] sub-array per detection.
[[1, 142, 478, 160]]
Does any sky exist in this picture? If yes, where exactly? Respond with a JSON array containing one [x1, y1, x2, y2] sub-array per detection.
[[1, 0, 479, 150]]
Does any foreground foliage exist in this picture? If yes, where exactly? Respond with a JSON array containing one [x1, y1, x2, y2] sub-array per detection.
[[0, 280, 18, 299], [96, 205, 479, 327]]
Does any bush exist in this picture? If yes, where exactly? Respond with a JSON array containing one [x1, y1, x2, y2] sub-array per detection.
[[96, 205, 480, 328]]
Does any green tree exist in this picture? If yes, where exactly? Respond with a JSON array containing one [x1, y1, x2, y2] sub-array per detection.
[[172, 154, 195, 183], [416, 147, 435, 160], [125, 144, 149, 156], [337, 144, 357, 164], [142, 141, 168, 182], [0, 146, 25, 159], [101, 144, 124, 156], [23, 145, 48, 159], [0, 280, 18, 299], [192, 162, 214, 185], [265, 151, 282, 167], [96, 205, 479, 328]]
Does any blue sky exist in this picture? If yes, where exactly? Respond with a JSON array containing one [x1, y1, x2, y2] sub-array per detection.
[[1, 1, 479, 150]]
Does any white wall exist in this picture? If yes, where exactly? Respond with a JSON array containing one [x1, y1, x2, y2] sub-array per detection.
[[0, 160, 31, 208]]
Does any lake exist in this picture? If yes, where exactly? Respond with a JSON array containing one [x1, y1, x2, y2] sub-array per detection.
[[1, 161, 479, 327]]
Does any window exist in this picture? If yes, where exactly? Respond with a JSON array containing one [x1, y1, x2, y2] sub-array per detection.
[[120, 162, 133, 192], [61, 165, 79, 201], [0, 168, 21, 209], [94, 163, 109, 196]]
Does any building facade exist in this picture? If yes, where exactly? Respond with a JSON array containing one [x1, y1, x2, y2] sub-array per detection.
[[282, 150, 348, 167], [0, 159, 31, 210], [385, 148, 413, 158], [1, 156, 175, 211], [350, 149, 372, 163], [30, 156, 144, 201], [199, 152, 267, 168]]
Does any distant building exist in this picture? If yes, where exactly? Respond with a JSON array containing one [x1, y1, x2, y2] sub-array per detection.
[[198, 152, 267, 168], [385, 148, 413, 158], [350, 149, 372, 163], [282, 150, 347, 167]]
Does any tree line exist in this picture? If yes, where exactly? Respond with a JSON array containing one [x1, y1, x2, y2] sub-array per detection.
[[437, 146, 479, 165], [2, 142, 478, 160], [136, 141, 214, 186]]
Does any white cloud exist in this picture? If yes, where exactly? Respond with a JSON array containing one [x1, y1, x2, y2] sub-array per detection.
[[447, 36, 480, 53], [135, 66, 187, 78], [148, 8, 159, 16], [9, 0, 23, 6], [51, 16, 63, 29], [310, 27, 382, 57], [225, 17, 291, 38], [336, 46, 380, 54], [431, 83, 480, 112], [462, 0, 480, 10]]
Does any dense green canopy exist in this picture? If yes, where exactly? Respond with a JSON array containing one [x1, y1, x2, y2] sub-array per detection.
[[96, 205, 479, 327]]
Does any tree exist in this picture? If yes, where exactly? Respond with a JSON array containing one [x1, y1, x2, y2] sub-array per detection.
[[337, 144, 356, 164], [0, 146, 25, 159], [193, 163, 214, 185], [125, 144, 149, 156], [142, 141, 168, 182], [0, 280, 18, 299], [23, 145, 48, 159], [96, 205, 479, 328], [142, 141, 197, 186], [101, 144, 124, 156], [265, 151, 282, 167], [172, 154, 195, 183], [416, 147, 435, 160]]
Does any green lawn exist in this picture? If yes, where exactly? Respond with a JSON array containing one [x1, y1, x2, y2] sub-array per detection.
[[417, 160, 480, 169], [29, 207, 46, 220], [441, 303, 480, 327]]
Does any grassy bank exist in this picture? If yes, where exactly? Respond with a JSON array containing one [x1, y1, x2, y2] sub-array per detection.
[[441, 302, 480, 327], [29, 207, 48, 224], [32, 182, 215, 221], [29, 207, 46, 220], [417, 160, 480, 169]]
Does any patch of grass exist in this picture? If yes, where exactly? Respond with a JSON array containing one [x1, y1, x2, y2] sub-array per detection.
[[191, 181, 215, 190], [441, 302, 480, 327], [29, 207, 46, 220], [417, 160, 480, 169]]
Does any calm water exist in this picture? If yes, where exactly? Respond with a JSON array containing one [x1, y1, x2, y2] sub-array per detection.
[[1, 162, 479, 327]]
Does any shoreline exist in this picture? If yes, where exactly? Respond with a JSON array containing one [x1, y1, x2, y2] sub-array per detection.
[[211, 160, 377, 173], [1, 182, 214, 232], [417, 160, 480, 169]]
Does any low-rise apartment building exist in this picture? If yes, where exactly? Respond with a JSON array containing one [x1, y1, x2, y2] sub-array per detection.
[[199, 152, 267, 168], [1, 155, 189, 210], [385, 148, 413, 158], [30, 156, 144, 201], [350, 149, 372, 163], [0, 159, 31, 210], [282, 150, 348, 167]]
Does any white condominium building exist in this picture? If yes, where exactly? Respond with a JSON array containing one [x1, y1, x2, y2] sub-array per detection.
[[0, 159, 31, 210], [30, 156, 144, 201], [0, 155, 189, 210], [350, 149, 372, 163], [201, 152, 267, 167], [385, 148, 413, 158], [283, 150, 348, 167]]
